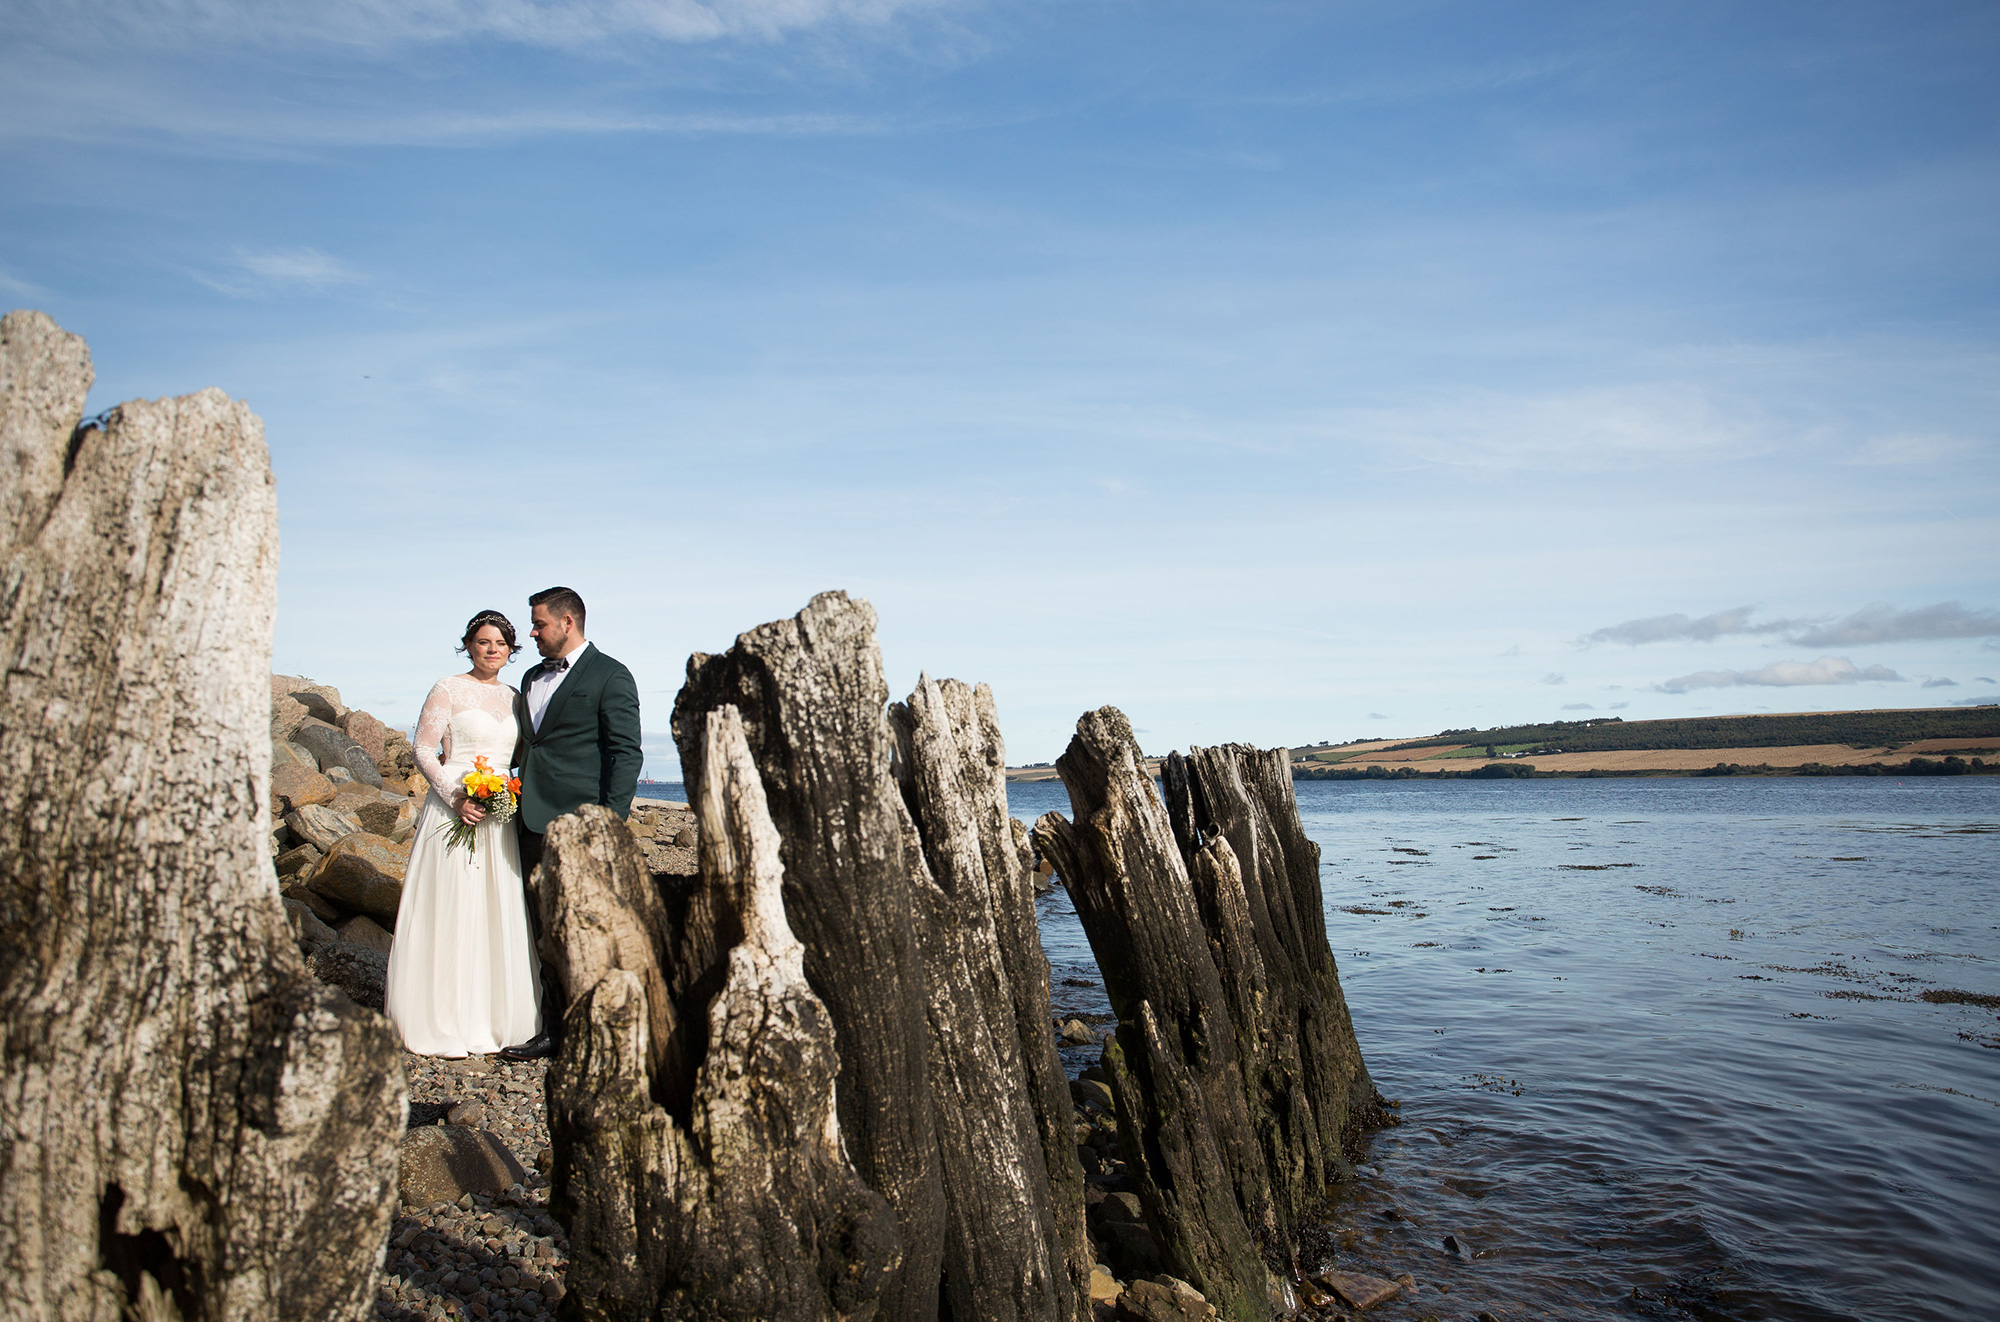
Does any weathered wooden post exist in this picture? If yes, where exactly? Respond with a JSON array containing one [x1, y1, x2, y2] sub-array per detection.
[[0, 310, 406, 1320], [538, 711, 901, 1321], [543, 592, 1090, 1320], [1033, 709, 1384, 1321], [671, 593, 1090, 1322]]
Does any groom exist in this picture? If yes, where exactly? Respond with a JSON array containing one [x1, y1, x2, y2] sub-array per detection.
[[500, 585, 644, 1061]]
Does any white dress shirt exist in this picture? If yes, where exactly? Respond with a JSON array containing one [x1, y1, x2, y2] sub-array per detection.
[[525, 641, 588, 733]]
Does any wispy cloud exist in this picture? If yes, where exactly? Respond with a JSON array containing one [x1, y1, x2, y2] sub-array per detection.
[[1921, 676, 1958, 688], [1580, 605, 1789, 647], [1560, 702, 1594, 710], [1582, 600, 2000, 648], [193, 247, 365, 296], [1787, 602, 2000, 648], [22, 0, 942, 51], [1538, 673, 1565, 685], [1946, 696, 1998, 707], [1655, 657, 1905, 694]]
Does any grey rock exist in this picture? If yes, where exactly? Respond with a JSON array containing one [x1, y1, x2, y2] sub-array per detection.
[[275, 844, 323, 880], [305, 938, 388, 1012], [338, 914, 395, 955], [283, 897, 338, 951], [445, 1102, 487, 1127], [294, 722, 383, 788], [397, 1125, 527, 1208], [272, 738, 316, 771], [286, 802, 364, 853], [281, 880, 338, 922], [326, 765, 355, 785], [1061, 1017, 1094, 1045]]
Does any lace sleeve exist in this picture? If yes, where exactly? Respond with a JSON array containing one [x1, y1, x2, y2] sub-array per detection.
[[414, 680, 458, 801]]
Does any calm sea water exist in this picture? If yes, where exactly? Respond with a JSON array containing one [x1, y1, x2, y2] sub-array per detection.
[[1014, 775, 2000, 1322]]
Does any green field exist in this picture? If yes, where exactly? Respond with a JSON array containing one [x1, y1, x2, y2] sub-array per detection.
[[1381, 707, 1999, 756]]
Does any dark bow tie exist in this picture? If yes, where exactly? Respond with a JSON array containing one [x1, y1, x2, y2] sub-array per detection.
[[544, 657, 570, 673]]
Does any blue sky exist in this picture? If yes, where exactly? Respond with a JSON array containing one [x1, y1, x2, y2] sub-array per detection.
[[5, 0, 1997, 775]]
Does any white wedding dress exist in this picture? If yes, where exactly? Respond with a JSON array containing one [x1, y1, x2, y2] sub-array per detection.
[[384, 673, 542, 1056]]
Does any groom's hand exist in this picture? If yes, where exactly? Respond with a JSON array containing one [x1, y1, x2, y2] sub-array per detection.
[[455, 794, 488, 826]]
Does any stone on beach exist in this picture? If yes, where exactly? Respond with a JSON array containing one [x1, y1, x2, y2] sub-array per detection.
[[287, 801, 365, 852], [271, 760, 336, 813], [340, 707, 391, 764], [1117, 1275, 1219, 1321], [338, 913, 395, 955], [294, 719, 384, 787], [397, 1125, 529, 1208], [309, 831, 410, 924], [1317, 1268, 1401, 1310], [283, 896, 338, 950]]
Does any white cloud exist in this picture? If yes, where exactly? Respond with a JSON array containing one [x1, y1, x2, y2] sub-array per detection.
[[1921, 677, 1957, 688], [1655, 656, 1905, 694]]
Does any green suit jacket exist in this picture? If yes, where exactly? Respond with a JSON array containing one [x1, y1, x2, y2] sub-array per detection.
[[516, 642, 643, 834]]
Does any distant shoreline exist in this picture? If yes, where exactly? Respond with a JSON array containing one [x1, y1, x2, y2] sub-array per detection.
[[1006, 705, 2000, 782]]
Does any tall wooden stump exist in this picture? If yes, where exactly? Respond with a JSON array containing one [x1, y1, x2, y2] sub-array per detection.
[[1033, 709, 1384, 1321], [538, 712, 900, 1321], [0, 310, 406, 1320], [670, 592, 1088, 1322]]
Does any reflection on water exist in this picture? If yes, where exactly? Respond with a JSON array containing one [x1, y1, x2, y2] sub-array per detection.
[[1012, 776, 2000, 1322]]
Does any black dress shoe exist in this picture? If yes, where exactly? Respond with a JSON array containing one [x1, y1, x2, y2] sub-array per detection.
[[499, 1032, 556, 1061]]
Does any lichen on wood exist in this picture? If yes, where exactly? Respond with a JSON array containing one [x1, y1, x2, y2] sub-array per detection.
[[0, 309, 405, 1321]]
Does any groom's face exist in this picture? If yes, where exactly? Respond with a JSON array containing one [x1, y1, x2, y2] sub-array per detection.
[[530, 604, 574, 659]]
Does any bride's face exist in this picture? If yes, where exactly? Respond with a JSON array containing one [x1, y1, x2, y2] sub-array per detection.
[[468, 625, 512, 679]]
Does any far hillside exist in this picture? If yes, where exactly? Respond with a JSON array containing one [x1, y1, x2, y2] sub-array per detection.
[[1376, 706, 1999, 756]]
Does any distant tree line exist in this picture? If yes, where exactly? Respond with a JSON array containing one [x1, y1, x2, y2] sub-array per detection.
[[1384, 707, 1999, 755], [1294, 756, 1995, 781]]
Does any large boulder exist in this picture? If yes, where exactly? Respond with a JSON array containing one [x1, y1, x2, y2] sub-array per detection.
[[397, 1126, 528, 1208], [332, 783, 415, 839], [282, 897, 338, 951], [294, 722, 383, 788], [281, 881, 339, 922], [337, 914, 395, 955], [274, 843, 323, 880], [305, 939, 387, 1012], [309, 832, 409, 924], [271, 693, 311, 742], [285, 802, 364, 853], [270, 762, 336, 815], [338, 709, 390, 765], [272, 739, 316, 772], [274, 675, 346, 724]]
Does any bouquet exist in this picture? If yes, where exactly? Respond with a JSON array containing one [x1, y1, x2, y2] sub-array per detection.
[[440, 756, 521, 857]]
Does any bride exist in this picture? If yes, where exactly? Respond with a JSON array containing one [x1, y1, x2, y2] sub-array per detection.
[[384, 610, 543, 1057]]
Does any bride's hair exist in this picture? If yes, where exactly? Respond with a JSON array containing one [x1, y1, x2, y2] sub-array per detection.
[[457, 610, 520, 660]]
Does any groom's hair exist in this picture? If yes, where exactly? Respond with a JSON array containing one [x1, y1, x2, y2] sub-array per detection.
[[530, 586, 586, 632]]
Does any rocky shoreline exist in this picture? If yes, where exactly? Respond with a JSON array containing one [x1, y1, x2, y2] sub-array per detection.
[[272, 674, 1411, 1322]]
